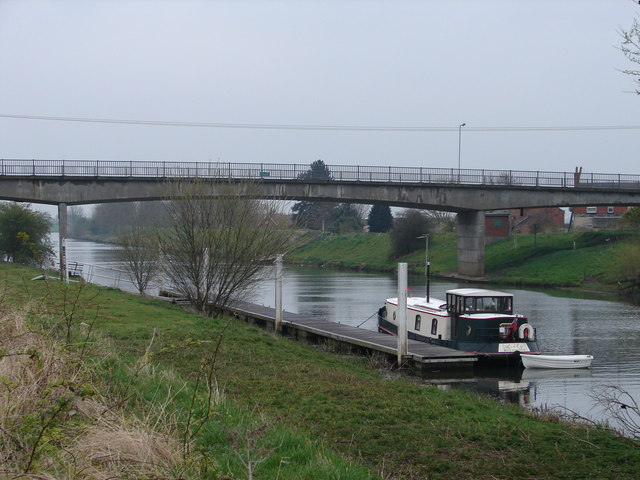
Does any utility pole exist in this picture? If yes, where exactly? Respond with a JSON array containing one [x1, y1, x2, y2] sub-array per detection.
[[458, 122, 466, 182]]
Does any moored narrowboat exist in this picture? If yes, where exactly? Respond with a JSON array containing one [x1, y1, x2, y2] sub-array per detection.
[[378, 288, 539, 362]]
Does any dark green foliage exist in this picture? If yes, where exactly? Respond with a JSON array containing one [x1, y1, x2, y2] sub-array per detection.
[[367, 204, 393, 233], [389, 209, 434, 258], [291, 160, 337, 230], [0, 202, 52, 264], [296, 159, 333, 181], [331, 203, 364, 233]]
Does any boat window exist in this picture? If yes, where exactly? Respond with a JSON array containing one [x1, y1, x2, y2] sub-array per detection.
[[393, 311, 396, 321], [498, 297, 512, 314], [476, 297, 497, 312], [431, 318, 438, 335], [415, 315, 421, 331], [474, 296, 513, 314], [464, 297, 475, 313]]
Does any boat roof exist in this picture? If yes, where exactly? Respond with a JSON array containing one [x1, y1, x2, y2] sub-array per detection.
[[446, 288, 513, 298], [386, 296, 447, 311]]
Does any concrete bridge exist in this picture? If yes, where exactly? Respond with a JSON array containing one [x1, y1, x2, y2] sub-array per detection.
[[2, 159, 640, 278]]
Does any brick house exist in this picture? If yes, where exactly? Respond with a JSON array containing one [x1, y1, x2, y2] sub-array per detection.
[[570, 205, 630, 230], [511, 207, 565, 234], [485, 207, 566, 243], [485, 212, 511, 243]]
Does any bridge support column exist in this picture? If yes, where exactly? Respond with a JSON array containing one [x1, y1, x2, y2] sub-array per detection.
[[456, 210, 485, 277], [58, 203, 68, 283]]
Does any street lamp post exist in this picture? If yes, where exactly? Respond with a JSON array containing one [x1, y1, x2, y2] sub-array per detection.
[[458, 122, 466, 181], [418, 234, 430, 302]]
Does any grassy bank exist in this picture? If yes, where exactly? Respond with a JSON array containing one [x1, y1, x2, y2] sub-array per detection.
[[286, 230, 634, 290], [2, 262, 640, 479]]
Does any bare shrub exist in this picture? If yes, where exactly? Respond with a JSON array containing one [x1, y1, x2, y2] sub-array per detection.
[[160, 178, 293, 313], [116, 225, 160, 295], [591, 385, 640, 439]]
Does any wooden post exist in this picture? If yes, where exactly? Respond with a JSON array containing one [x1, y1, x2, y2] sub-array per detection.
[[58, 203, 68, 283], [397, 262, 408, 365], [275, 254, 283, 331]]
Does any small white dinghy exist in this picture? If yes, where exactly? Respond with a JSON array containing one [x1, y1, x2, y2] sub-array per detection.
[[520, 353, 593, 369]]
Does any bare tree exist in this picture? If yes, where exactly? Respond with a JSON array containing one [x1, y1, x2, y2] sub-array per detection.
[[621, 17, 640, 94], [160, 178, 292, 314], [116, 225, 160, 295], [589, 385, 640, 439], [424, 210, 456, 232]]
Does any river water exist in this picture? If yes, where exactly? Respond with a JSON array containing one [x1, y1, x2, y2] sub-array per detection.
[[52, 235, 640, 433]]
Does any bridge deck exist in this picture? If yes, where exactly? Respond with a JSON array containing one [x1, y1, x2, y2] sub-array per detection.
[[227, 302, 477, 366]]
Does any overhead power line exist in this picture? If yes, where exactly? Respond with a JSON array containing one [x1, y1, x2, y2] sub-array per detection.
[[0, 113, 639, 132]]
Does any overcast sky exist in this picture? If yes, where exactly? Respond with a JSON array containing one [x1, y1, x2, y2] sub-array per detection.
[[0, 0, 638, 177]]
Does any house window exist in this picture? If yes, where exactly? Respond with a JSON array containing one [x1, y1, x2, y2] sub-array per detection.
[[431, 318, 438, 335], [586, 206, 597, 214], [493, 219, 502, 227], [607, 206, 614, 214], [415, 315, 421, 331]]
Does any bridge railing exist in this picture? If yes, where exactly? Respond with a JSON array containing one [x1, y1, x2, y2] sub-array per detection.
[[1, 159, 639, 190]]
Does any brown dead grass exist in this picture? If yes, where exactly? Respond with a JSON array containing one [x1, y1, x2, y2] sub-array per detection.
[[0, 304, 183, 479], [71, 414, 180, 479]]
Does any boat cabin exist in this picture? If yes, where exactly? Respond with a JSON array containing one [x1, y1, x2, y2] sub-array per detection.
[[446, 288, 513, 316]]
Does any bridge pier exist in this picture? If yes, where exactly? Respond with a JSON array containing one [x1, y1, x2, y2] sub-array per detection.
[[58, 203, 68, 282], [456, 210, 485, 278]]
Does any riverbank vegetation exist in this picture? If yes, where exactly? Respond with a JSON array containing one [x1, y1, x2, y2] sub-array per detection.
[[0, 202, 53, 265], [2, 262, 640, 479], [286, 229, 639, 294]]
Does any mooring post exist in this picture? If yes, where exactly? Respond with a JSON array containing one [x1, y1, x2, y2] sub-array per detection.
[[397, 262, 408, 365], [58, 203, 68, 283], [275, 254, 283, 332]]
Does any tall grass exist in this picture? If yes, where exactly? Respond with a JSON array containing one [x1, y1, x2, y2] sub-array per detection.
[[0, 306, 183, 478], [0, 272, 376, 479]]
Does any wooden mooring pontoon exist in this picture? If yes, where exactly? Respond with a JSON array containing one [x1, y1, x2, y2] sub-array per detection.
[[223, 302, 477, 372]]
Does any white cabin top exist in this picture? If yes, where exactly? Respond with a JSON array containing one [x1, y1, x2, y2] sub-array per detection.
[[386, 288, 516, 316], [446, 288, 514, 315], [386, 296, 446, 312], [446, 288, 513, 298]]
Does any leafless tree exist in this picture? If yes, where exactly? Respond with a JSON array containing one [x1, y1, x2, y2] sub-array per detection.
[[160, 178, 293, 314], [621, 17, 640, 94], [116, 225, 160, 295], [424, 210, 456, 232]]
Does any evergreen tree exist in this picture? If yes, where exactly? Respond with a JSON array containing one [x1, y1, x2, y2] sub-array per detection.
[[297, 159, 333, 180], [367, 204, 393, 233], [331, 203, 365, 233], [291, 160, 338, 230]]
